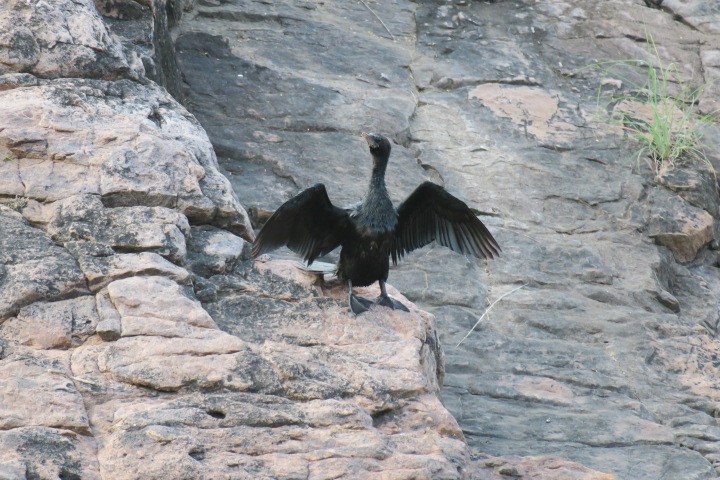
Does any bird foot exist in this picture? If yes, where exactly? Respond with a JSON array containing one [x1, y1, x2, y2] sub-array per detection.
[[350, 294, 374, 315], [375, 295, 410, 312]]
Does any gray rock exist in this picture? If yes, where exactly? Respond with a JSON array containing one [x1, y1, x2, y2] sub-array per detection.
[[174, 11, 427, 212], [659, 0, 720, 34], [0, 426, 101, 480], [186, 225, 245, 276], [643, 188, 715, 263], [47, 195, 190, 263], [0, 73, 38, 91], [95, 317, 122, 342], [0, 208, 87, 320], [97, 0, 190, 99], [699, 48, 720, 114], [656, 289, 681, 313]]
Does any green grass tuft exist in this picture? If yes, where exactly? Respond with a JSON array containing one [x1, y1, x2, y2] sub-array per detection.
[[591, 34, 716, 179]]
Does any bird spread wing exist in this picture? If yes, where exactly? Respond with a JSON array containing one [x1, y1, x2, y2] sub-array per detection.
[[252, 184, 350, 264], [392, 181, 500, 264]]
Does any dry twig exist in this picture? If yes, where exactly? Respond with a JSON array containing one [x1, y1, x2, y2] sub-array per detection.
[[359, 0, 395, 41], [456, 283, 527, 347]]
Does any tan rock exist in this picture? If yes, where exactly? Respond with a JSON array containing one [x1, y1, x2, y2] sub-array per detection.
[[0, 347, 89, 433], [472, 455, 616, 480], [0, 427, 101, 480], [468, 84, 579, 144], [92, 392, 466, 480], [83, 301, 434, 403], [651, 218, 714, 263], [0, 79, 252, 240], [79, 252, 191, 292], [47, 194, 190, 263], [70, 341, 148, 398], [97, 333, 251, 391], [106, 276, 216, 329], [0, 0, 135, 80], [0, 296, 98, 349], [96, 290, 122, 341], [53, 249, 469, 478]]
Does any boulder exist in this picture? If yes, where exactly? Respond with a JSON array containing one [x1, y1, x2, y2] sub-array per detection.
[[644, 188, 715, 262], [0, 345, 89, 433], [0, 78, 253, 240], [186, 225, 246, 276], [47, 194, 191, 263], [65, 261, 465, 478], [78, 251, 191, 292], [0, 296, 98, 349], [0, 208, 87, 321], [0, 0, 136, 80]]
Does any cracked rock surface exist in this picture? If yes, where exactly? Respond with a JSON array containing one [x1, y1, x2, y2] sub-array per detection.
[[175, 0, 720, 479], [1, 0, 719, 479], [0, 0, 488, 478]]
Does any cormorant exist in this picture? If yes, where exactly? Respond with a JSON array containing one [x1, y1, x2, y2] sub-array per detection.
[[252, 133, 500, 314]]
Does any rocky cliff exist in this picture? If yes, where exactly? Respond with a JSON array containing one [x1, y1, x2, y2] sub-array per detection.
[[1, 0, 720, 479]]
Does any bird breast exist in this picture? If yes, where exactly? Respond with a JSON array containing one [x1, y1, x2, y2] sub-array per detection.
[[350, 207, 397, 236]]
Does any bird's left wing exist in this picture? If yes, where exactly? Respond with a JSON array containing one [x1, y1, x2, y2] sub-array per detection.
[[392, 181, 500, 264], [252, 184, 350, 264]]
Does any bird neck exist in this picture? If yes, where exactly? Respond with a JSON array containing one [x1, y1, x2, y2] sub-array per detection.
[[360, 158, 391, 213], [357, 157, 395, 229], [370, 155, 388, 189]]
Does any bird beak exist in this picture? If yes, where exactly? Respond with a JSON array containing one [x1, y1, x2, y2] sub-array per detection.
[[361, 132, 377, 148]]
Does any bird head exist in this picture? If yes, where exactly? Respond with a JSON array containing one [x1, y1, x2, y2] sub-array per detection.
[[362, 132, 392, 164]]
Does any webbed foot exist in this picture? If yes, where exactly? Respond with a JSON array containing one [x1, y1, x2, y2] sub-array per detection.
[[348, 281, 374, 315], [376, 295, 410, 312], [375, 280, 410, 312], [350, 294, 374, 315]]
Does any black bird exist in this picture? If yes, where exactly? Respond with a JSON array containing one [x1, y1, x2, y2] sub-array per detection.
[[251, 133, 500, 314]]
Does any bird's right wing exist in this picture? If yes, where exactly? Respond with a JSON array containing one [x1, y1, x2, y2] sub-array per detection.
[[392, 181, 500, 264], [251, 184, 350, 264]]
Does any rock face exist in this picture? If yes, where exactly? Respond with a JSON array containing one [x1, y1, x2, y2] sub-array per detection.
[[1, 0, 720, 480], [174, 0, 720, 479], [0, 3, 470, 479]]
